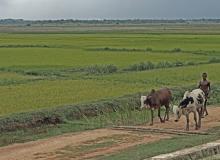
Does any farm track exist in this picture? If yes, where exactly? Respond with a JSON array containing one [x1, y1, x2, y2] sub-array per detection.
[[0, 106, 220, 160]]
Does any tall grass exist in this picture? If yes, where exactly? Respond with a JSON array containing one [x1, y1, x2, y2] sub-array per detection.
[[124, 61, 189, 71], [124, 62, 154, 71], [85, 105, 150, 129], [209, 57, 220, 63], [82, 64, 118, 75], [1, 84, 220, 147], [0, 106, 151, 147], [3, 83, 220, 133]]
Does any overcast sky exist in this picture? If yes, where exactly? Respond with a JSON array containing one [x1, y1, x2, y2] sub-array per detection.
[[0, 0, 220, 20]]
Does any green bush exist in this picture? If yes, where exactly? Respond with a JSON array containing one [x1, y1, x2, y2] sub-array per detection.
[[146, 48, 153, 51], [156, 61, 174, 68], [209, 57, 220, 63], [174, 61, 184, 67], [186, 61, 196, 66], [83, 64, 118, 75], [124, 61, 188, 71], [124, 62, 155, 71], [171, 48, 182, 52]]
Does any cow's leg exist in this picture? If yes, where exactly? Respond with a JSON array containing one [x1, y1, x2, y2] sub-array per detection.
[[150, 109, 154, 126], [158, 107, 164, 123], [202, 99, 208, 118], [193, 111, 198, 130], [162, 107, 167, 121], [197, 108, 202, 128], [164, 105, 170, 121], [204, 99, 208, 116], [186, 114, 190, 131], [201, 103, 205, 118]]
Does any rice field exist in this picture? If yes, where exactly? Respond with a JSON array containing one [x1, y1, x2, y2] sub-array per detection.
[[1, 25, 220, 116], [1, 33, 220, 68]]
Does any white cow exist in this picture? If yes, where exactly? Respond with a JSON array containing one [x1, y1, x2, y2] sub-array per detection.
[[173, 89, 205, 131]]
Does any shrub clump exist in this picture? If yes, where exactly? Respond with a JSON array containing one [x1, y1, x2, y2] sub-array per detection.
[[124, 61, 187, 71], [84, 64, 118, 75], [171, 48, 182, 52], [124, 62, 155, 71], [186, 61, 196, 66], [174, 61, 184, 67], [146, 48, 153, 51], [209, 57, 220, 63], [156, 61, 174, 68]]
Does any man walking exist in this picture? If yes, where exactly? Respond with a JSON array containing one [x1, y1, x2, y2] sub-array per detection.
[[198, 72, 211, 117]]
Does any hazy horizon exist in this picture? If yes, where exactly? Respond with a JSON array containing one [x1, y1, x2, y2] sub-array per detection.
[[0, 0, 220, 20]]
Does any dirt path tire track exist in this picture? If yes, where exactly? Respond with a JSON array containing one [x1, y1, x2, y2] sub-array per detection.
[[0, 129, 128, 160], [0, 129, 170, 160]]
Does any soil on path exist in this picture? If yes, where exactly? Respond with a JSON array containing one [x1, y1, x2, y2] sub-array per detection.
[[0, 106, 219, 160]]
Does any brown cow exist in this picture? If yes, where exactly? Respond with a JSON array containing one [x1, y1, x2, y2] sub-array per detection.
[[143, 88, 172, 126]]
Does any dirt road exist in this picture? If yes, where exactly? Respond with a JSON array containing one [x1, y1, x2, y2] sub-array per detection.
[[0, 106, 219, 160]]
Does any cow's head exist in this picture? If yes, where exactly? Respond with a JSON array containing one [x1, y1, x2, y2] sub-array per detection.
[[174, 96, 194, 122], [143, 96, 152, 109], [143, 89, 159, 109], [173, 105, 182, 122]]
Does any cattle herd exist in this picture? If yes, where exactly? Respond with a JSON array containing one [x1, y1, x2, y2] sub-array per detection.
[[141, 88, 207, 131]]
